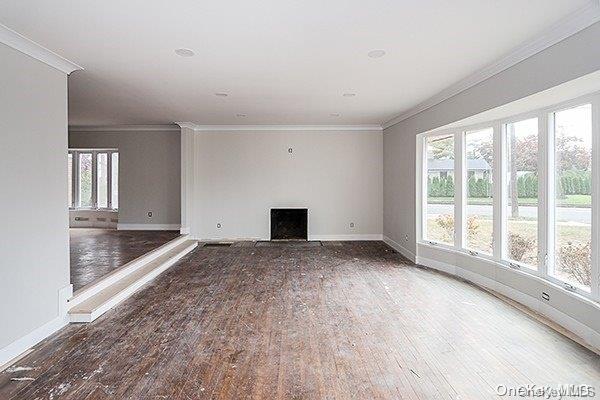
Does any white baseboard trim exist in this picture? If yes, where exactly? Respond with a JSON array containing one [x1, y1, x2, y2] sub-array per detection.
[[180, 226, 190, 235], [416, 255, 600, 351], [0, 284, 72, 368], [117, 223, 181, 231], [310, 234, 383, 241], [382, 235, 416, 262]]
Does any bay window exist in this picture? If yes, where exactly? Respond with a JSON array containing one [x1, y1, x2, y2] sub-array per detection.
[[68, 149, 119, 210], [418, 93, 599, 301]]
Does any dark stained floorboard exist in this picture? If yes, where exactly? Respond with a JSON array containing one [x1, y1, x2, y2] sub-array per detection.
[[2, 241, 599, 399], [69, 228, 180, 291]]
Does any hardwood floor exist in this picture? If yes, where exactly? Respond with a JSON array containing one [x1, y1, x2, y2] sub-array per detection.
[[2, 241, 599, 399], [69, 229, 180, 291]]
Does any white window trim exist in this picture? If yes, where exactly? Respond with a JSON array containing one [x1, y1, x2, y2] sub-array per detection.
[[418, 91, 600, 303], [69, 148, 119, 211]]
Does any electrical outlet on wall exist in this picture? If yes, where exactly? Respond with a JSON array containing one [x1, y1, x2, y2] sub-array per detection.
[[216, 223, 222, 229], [288, 147, 293, 154], [147, 211, 153, 218], [405, 234, 409, 242], [349, 222, 355, 228]]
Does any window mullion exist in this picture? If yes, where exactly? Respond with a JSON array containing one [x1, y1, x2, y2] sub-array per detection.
[[537, 113, 548, 275], [91, 151, 98, 209], [591, 97, 600, 300], [107, 152, 113, 209], [418, 138, 426, 242], [493, 123, 504, 260], [455, 131, 465, 249], [541, 112, 553, 278], [74, 151, 80, 208]]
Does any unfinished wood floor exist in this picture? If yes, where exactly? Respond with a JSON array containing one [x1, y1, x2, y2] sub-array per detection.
[[70, 229, 180, 291], [2, 241, 599, 399]]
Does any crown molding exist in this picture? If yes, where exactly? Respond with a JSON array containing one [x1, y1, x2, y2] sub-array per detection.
[[175, 122, 199, 130], [0, 23, 82, 75], [69, 124, 180, 132], [175, 123, 383, 132], [382, 0, 600, 130]]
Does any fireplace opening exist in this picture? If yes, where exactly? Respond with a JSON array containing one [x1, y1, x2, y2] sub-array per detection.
[[270, 208, 308, 241]]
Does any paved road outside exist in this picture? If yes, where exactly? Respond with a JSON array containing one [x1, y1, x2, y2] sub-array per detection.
[[427, 204, 590, 224]]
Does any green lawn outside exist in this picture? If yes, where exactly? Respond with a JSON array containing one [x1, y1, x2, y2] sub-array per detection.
[[427, 194, 591, 208]]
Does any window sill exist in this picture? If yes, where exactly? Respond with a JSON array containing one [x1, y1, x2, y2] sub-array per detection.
[[417, 240, 599, 307], [69, 208, 118, 213]]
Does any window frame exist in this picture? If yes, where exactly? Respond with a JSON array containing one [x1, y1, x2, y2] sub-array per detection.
[[462, 126, 495, 258], [69, 148, 119, 211], [500, 114, 542, 273], [417, 92, 600, 302], [421, 131, 458, 250]]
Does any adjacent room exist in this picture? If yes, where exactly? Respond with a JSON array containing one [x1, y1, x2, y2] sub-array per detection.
[[1, 1, 599, 399]]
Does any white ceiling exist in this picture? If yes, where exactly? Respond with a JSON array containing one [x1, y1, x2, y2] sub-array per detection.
[[0, 0, 592, 126]]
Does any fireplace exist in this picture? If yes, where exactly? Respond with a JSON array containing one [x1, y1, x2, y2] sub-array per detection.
[[270, 208, 308, 240]]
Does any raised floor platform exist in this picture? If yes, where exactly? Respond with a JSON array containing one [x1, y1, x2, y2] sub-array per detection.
[[70, 228, 180, 292]]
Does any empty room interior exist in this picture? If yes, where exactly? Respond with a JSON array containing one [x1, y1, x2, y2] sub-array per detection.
[[1, 1, 600, 399]]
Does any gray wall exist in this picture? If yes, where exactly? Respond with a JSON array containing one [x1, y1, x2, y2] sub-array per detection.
[[383, 22, 600, 256], [185, 129, 383, 240], [0, 44, 70, 350], [69, 130, 181, 227]]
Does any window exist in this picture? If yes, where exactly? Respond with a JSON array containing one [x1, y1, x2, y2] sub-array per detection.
[[111, 153, 119, 210], [418, 94, 598, 301], [69, 149, 119, 210], [504, 118, 539, 269], [68, 153, 73, 207], [551, 104, 592, 291], [97, 153, 108, 208], [79, 153, 93, 208], [424, 134, 455, 246], [465, 128, 494, 254]]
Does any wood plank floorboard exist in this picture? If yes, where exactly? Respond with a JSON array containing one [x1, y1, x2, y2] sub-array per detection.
[[69, 228, 180, 291], [1, 241, 599, 399]]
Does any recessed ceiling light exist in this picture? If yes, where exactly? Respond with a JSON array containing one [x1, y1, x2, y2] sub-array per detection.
[[367, 49, 386, 58], [174, 48, 195, 57], [236, 113, 247, 117], [343, 93, 356, 97], [330, 113, 340, 117], [215, 93, 228, 97]]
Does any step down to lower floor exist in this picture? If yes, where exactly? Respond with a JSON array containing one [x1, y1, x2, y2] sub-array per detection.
[[69, 240, 198, 323]]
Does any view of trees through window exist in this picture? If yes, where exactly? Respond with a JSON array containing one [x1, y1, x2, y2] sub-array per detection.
[[97, 153, 108, 208], [505, 118, 539, 269], [465, 128, 494, 254], [79, 153, 93, 208], [421, 100, 595, 296], [425, 134, 455, 246], [69, 150, 118, 210], [553, 104, 592, 291]]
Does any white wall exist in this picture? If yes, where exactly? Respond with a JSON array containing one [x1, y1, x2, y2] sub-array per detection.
[[383, 22, 600, 349], [69, 129, 181, 230], [0, 43, 71, 361], [185, 129, 383, 240]]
